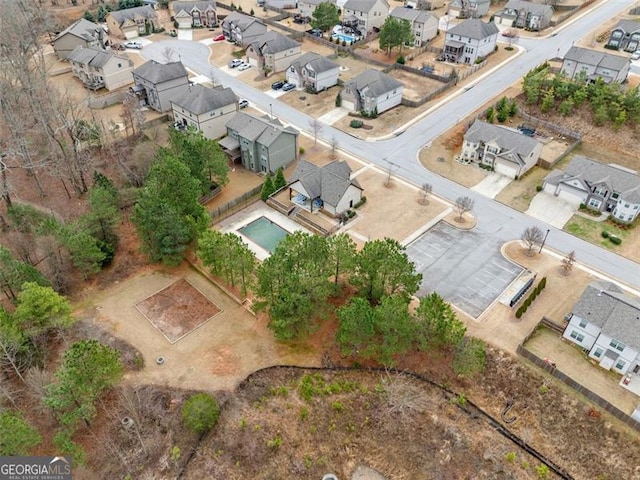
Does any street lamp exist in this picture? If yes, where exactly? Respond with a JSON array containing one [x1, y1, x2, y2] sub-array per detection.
[[539, 229, 550, 254]]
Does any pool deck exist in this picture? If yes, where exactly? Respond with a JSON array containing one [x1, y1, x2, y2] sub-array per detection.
[[216, 201, 311, 261]]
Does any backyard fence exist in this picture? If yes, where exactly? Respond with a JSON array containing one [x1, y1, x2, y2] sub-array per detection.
[[209, 184, 262, 222], [88, 90, 128, 109]]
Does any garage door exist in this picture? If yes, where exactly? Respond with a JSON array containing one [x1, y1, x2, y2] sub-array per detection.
[[248, 57, 259, 67], [494, 161, 517, 179], [557, 189, 584, 206], [342, 100, 355, 111]]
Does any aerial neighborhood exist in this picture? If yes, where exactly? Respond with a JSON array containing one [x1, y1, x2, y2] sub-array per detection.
[[2, 0, 640, 478]]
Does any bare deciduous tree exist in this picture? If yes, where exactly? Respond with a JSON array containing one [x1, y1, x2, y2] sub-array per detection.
[[521, 226, 544, 256], [330, 137, 339, 159], [309, 119, 323, 146], [454, 196, 474, 220], [561, 251, 576, 276], [120, 92, 146, 139], [419, 183, 432, 205]]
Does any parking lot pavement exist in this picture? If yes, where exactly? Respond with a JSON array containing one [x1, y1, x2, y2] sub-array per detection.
[[471, 173, 512, 199], [406, 221, 523, 318], [525, 192, 579, 228]]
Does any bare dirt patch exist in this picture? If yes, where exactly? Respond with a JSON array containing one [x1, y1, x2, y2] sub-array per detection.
[[278, 87, 342, 118], [135, 278, 221, 343], [387, 68, 447, 102]]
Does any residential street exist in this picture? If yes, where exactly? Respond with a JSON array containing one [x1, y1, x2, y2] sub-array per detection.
[[142, 0, 639, 290]]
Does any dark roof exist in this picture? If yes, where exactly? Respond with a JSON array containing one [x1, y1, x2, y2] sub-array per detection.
[[288, 159, 361, 206], [173, 0, 217, 13], [502, 0, 553, 16], [563, 46, 629, 72], [222, 11, 265, 31], [132, 60, 188, 84], [464, 120, 540, 166], [55, 18, 100, 42], [572, 282, 640, 351], [171, 85, 236, 115], [448, 18, 499, 40], [226, 112, 298, 147], [109, 5, 157, 25], [67, 45, 129, 68], [345, 69, 403, 99], [290, 52, 339, 74], [251, 31, 300, 54]]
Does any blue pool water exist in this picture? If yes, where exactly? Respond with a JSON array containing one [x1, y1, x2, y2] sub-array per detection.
[[332, 33, 357, 44], [238, 216, 288, 253]]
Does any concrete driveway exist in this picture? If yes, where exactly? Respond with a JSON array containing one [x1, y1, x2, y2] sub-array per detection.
[[526, 192, 579, 228], [471, 173, 512, 199], [318, 107, 350, 125]]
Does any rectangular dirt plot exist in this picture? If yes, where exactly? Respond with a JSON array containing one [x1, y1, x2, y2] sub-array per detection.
[[135, 278, 221, 343]]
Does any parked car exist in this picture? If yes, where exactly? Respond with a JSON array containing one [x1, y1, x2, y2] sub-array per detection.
[[228, 59, 243, 68], [632, 51, 640, 61], [237, 62, 251, 71], [123, 41, 143, 49], [213, 34, 225, 42], [271, 81, 285, 90], [238, 99, 249, 109], [281, 82, 295, 92], [309, 28, 323, 37]]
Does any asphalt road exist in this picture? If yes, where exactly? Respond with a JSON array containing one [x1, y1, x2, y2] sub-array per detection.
[[142, 0, 640, 289]]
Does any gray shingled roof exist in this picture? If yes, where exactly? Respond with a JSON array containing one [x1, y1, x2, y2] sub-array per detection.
[[611, 19, 640, 33], [390, 6, 435, 24], [109, 5, 157, 25], [291, 52, 339, 74], [448, 18, 499, 40], [572, 282, 640, 352], [563, 46, 629, 72], [288, 159, 361, 206], [172, 85, 236, 115], [503, 0, 553, 16], [68, 46, 128, 68], [465, 120, 540, 166], [132, 60, 188, 84], [251, 31, 300, 54], [301, 0, 333, 5], [226, 112, 298, 147], [222, 11, 264, 30], [55, 18, 100, 42], [344, 0, 388, 13], [173, 0, 217, 13], [345, 69, 403, 99], [560, 155, 640, 203]]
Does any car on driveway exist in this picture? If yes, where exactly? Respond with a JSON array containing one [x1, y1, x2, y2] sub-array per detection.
[[271, 80, 285, 90], [213, 34, 225, 42], [281, 82, 295, 92], [228, 59, 243, 68], [238, 62, 251, 71], [124, 41, 143, 49], [238, 99, 249, 109], [632, 51, 640, 61]]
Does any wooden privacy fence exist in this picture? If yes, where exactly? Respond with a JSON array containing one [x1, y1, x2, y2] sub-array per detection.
[[209, 184, 262, 222]]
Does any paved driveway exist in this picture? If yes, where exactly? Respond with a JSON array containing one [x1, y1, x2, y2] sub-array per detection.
[[526, 192, 579, 228], [471, 173, 512, 199]]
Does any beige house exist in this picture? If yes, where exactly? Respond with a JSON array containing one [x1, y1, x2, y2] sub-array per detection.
[[171, 85, 238, 140], [246, 31, 301, 73], [67, 46, 133, 91], [389, 7, 439, 47], [342, 0, 390, 35], [106, 5, 158, 39], [221, 11, 267, 47], [298, 0, 334, 18], [561, 46, 630, 84], [286, 52, 340, 92], [53, 18, 103, 60], [171, 1, 218, 29]]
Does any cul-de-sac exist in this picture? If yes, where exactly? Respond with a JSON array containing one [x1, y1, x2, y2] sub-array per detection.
[[1, 0, 640, 478]]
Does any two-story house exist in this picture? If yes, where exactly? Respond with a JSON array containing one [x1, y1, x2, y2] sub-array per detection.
[[341, 69, 403, 115], [443, 18, 498, 64], [67, 46, 133, 91], [286, 52, 340, 92], [246, 31, 302, 73], [542, 156, 640, 223], [563, 281, 640, 380], [448, 0, 490, 19], [389, 7, 439, 47], [106, 5, 158, 39], [53, 18, 103, 60], [220, 112, 299, 174], [298, 0, 335, 19], [493, 0, 553, 32], [171, 85, 238, 140], [171, 1, 218, 29], [221, 11, 268, 47], [606, 19, 640, 53], [131, 60, 190, 112], [460, 120, 542, 179], [404, 0, 444, 10], [342, 0, 390, 35], [561, 46, 630, 84]]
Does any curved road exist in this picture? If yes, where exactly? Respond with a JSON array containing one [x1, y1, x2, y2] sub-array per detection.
[[143, 0, 639, 289]]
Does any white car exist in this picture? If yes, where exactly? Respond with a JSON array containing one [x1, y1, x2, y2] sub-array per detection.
[[238, 99, 249, 109], [631, 51, 640, 61], [123, 41, 143, 50], [237, 62, 251, 71]]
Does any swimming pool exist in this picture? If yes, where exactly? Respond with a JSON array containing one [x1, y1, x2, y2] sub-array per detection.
[[238, 216, 288, 253], [332, 32, 357, 44]]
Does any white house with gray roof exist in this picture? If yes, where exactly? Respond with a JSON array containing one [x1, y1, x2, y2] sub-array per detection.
[[342, 69, 403, 115], [444, 18, 498, 63], [53, 18, 103, 60], [287, 160, 363, 217], [68, 46, 133, 91], [246, 31, 301, 73], [448, 0, 490, 19], [561, 46, 630, 84], [106, 5, 158, 39], [221, 12, 267, 47], [460, 120, 542, 179], [543, 156, 640, 223], [171, 1, 218, 29], [390, 7, 439, 47], [298, 0, 335, 18], [493, 0, 553, 32], [286, 52, 340, 91], [607, 19, 640, 52], [563, 282, 640, 380], [171, 85, 238, 139], [342, 0, 390, 35], [131, 60, 190, 112], [220, 112, 299, 173]]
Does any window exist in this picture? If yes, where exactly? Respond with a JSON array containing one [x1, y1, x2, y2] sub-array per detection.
[[570, 331, 584, 342], [579, 318, 587, 328], [610, 339, 625, 352], [588, 198, 601, 209], [593, 348, 603, 358], [615, 360, 625, 371]]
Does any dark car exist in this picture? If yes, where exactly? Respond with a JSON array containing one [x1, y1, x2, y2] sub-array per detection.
[[271, 81, 285, 90], [281, 82, 295, 92], [309, 28, 323, 37]]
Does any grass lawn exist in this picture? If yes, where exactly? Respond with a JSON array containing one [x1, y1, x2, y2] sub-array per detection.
[[564, 214, 636, 256], [494, 166, 548, 212]]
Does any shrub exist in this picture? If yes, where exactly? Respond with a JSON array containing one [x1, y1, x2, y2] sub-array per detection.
[[335, 93, 342, 107], [505, 452, 516, 462], [299, 146, 305, 154], [396, 55, 405, 64], [579, 203, 586, 210], [353, 196, 367, 208], [350, 119, 363, 128], [536, 185, 542, 192], [609, 235, 622, 245], [182, 393, 220, 434], [515, 307, 523, 319], [601, 230, 609, 238]]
